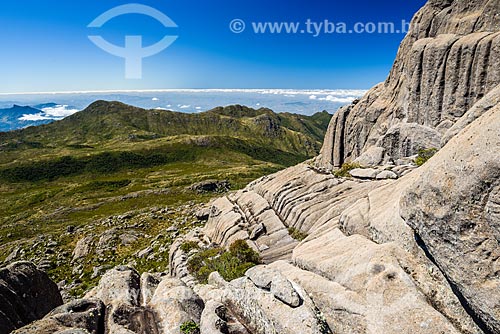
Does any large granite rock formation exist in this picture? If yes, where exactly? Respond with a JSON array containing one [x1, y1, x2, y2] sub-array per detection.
[[401, 100, 500, 333], [316, 0, 500, 169], [178, 91, 498, 333]]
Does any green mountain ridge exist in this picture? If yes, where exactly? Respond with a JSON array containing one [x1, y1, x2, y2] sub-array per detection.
[[0, 101, 331, 181], [0, 101, 330, 155]]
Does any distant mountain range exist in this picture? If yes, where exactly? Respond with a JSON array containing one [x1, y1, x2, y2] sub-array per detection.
[[0, 101, 331, 153], [0, 103, 80, 132], [0, 105, 49, 131]]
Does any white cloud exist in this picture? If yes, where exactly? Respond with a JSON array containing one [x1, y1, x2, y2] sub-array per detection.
[[309, 95, 317, 100], [152, 97, 159, 101], [19, 113, 53, 121], [41, 105, 79, 117], [317, 95, 359, 103], [180, 105, 191, 109], [195, 107, 202, 110], [258, 89, 367, 97], [18, 104, 79, 122]]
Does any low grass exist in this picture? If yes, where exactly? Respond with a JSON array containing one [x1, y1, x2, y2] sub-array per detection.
[[0, 138, 290, 297]]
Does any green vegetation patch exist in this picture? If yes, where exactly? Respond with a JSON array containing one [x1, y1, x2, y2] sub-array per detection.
[[180, 321, 200, 334], [187, 240, 261, 283], [288, 227, 308, 241], [180, 241, 200, 253], [414, 148, 438, 166], [333, 162, 362, 178]]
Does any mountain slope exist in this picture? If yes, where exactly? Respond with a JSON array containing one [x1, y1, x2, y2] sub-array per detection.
[[0, 101, 330, 157]]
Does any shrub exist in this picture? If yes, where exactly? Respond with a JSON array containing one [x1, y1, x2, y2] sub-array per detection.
[[187, 240, 261, 283], [333, 162, 362, 177], [414, 148, 438, 166], [180, 241, 200, 253], [180, 320, 200, 334], [288, 227, 308, 241], [229, 239, 261, 264]]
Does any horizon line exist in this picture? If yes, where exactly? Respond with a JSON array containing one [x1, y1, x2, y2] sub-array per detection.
[[0, 88, 369, 96]]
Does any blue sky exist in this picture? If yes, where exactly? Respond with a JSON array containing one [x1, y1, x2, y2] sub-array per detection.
[[0, 0, 427, 93]]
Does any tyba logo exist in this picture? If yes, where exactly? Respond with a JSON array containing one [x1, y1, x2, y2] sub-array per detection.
[[88, 4, 178, 79]]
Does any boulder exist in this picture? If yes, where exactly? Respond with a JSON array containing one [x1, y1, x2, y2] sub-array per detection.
[[245, 265, 276, 289], [189, 180, 230, 194], [349, 168, 380, 179], [84, 266, 144, 334], [270, 274, 301, 308], [12, 299, 105, 334], [353, 146, 386, 166], [148, 278, 204, 334], [0, 261, 63, 333], [72, 236, 93, 261], [375, 170, 398, 180]]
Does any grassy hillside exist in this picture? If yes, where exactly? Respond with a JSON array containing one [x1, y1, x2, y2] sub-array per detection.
[[0, 101, 331, 298]]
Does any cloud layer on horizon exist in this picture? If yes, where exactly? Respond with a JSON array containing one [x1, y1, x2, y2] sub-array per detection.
[[19, 105, 79, 122]]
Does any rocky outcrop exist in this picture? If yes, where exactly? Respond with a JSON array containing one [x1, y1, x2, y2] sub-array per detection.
[[183, 83, 499, 333], [205, 270, 330, 334], [401, 102, 500, 333], [316, 0, 500, 169], [0, 261, 63, 333], [189, 180, 231, 194]]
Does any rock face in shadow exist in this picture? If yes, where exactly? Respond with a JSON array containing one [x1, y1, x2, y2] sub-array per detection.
[[15, 266, 204, 334], [316, 0, 500, 169], [0, 261, 63, 333], [12, 299, 105, 334]]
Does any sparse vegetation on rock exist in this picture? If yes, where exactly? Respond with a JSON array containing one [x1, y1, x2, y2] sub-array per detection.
[[187, 240, 261, 283], [288, 227, 308, 241], [333, 162, 362, 177], [180, 320, 200, 334], [414, 148, 438, 166]]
